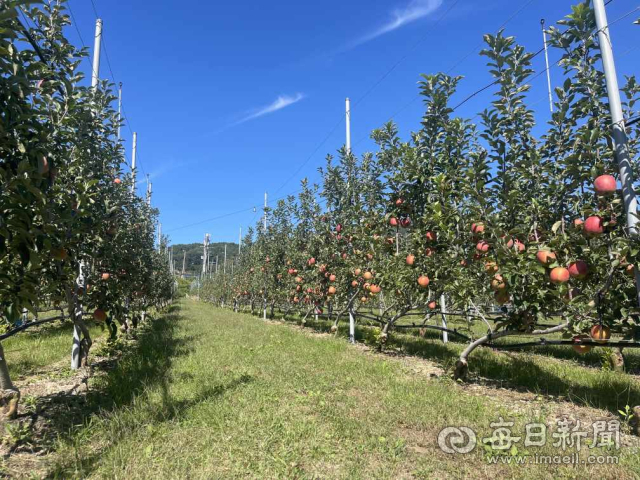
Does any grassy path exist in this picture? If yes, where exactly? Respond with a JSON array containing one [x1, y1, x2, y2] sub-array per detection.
[[53, 300, 640, 479]]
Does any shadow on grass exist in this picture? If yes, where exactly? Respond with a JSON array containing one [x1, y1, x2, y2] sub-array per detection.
[[30, 304, 191, 474], [249, 308, 640, 417], [152, 373, 253, 423]]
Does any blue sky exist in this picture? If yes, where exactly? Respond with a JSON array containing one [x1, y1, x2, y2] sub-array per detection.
[[66, 0, 639, 245]]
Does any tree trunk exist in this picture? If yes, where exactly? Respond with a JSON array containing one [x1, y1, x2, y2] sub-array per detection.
[[0, 343, 20, 419]]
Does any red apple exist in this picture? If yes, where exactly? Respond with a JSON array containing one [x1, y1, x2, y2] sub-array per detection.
[[425, 231, 437, 242], [572, 336, 592, 354], [550, 267, 570, 284], [406, 254, 415, 266], [476, 241, 490, 253], [369, 285, 381, 294], [428, 301, 437, 309], [536, 250, 556, 265], [471, 223, 484, 235], [590, 325, 611, 343], [568, 261, 588, 280], [328, 286, 336, 295], [417, 275, 430, 287], [93, 309, 107, 322], [389, 217, 398, 227], [584, 216, 603, 236], [400, 217, 411, 228], [594, 175, 617, 195], [506, 238, 525, 252]]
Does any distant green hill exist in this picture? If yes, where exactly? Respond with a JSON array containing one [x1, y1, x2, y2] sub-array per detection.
[[170, 242, 239, 275]]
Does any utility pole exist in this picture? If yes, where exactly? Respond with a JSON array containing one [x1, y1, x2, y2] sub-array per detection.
[[345, 97, 351, 153], [91, 19, 102, 88], [593, 0, 640, 306], [264, 192, 268, 233], [146, 176, 152, 207], [131, 132, 137, 194], [117, 82, 123, 140], [541, 20, 553, 113], [263, 192, 268, 320], [202, 234, 210, 276]]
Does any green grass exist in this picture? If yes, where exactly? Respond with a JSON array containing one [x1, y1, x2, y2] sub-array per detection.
[[4, 320, 104, 378], [48, 300, 640, 478]]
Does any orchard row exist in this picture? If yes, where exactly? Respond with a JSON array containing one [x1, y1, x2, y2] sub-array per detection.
[[199, 1, 640, 377], [0, 1, 173, 417]]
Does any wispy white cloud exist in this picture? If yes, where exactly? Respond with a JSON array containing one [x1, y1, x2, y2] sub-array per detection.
[[232, 93, 306, 126], [349, 0, 443, 49]]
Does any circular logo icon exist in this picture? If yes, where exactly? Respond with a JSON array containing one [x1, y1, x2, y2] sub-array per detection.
[[438, 426, 477, 454]]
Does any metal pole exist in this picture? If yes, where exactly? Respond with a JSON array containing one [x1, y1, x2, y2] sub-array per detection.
[[91, 19, 102, 88], [264, 192, 268, 233], [440, 294, 449, 344], [146, 176, 152, 206], [541, 20, 553, 113], [593, 0, 640, 306], [349, 310, 355, 344], [345, 97, 351, 153], [264, 192, 267, 320], [117, 82, 123, 140], [131, 132, 137, 194]]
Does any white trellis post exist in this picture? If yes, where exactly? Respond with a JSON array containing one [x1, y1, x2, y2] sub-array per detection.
[[593, 0, 640, 306], [541, 19, 553, 113], [131, 132, 137, 193], [440, 294, 449, 344], [345, 97, 351, 153]]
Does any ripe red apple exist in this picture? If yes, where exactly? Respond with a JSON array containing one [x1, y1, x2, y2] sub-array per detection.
[[364, 282, 371, 291], [460, 259, 468, 267], [417, 275, 430, 287], [360, 296, 368, 303], [296, 285, 302, 292], [428, 301, 437, 309], [590, 325, 611, 343], [400, 217, 411, 228], [406, 254, 415, 266], [490, 275, 506, 291], [308, 257, 316, 266], [93, 309, 107, 322], [506, 238, 525, 252], [369, 284, 381, 294], [114, 178, 122, 185], [471, 223, 484, 235], [484, 261, 498, 274], [572, 336, 592, 354], [336, 224, 342, 233], [295, 276, 303, 283], [351, 280, 358, 287], [584, 216, 603, 236], [568, 260, 588, 280], [536, 250, 556, 265], [389, 217, 398, 227], [354, 268, 362, 276], [425, 248, 434, 257], [329, 274, 336, 282], [625, 264, 635, 277], [550, 267, 570, 284], [101, 273, 111, 281], [363, 271, 373, 280], [573, 218, 584, 228], [342, 253, 348, 260], [594, 174, 617, 195], [366, 253, 373, 261], [328, 286, 336, 295], [395, 198, 404, 206], [425, 231, 437, 242], [476, 241, 490, 253]]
